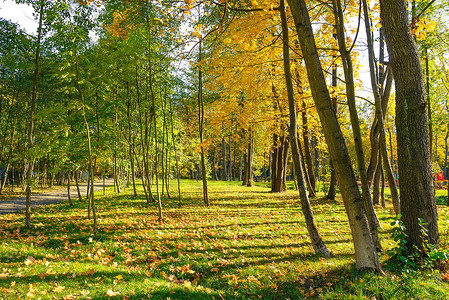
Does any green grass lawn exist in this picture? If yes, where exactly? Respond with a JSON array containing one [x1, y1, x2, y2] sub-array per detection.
[[1, 179, 449, 299]]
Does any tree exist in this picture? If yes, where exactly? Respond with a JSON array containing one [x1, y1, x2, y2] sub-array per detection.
[[287, 0, 380, 270], [380, 0, 439, 251], [25, 0, 45, 228], [280, 0, 329, 256]]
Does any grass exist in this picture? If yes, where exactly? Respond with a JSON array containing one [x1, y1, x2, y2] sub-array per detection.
[[1, 179, 449, 299]]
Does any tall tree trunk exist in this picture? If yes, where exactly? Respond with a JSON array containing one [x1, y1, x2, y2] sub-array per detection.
[[67, 173, 72, 206], [239, 149, 243, 181], [145, 6, 162, 221], [246, 127, 254, 187], [0, 113, 16, 194], [326, 160, 337, 200], [280, 0, 329, 256], [272, 134, 288, 192], [242, 152, 248, 186], [198, 38, 209, 206], [169, 95, 182, 207], [380, 0, 439, 249], [372, 153, 381, 206], [212, 147, 218, 181], [334, 0, 379, 240], [362, 0, 399, 215], [302, 100, 315, 194], [222, 126, 227, 181], [287, 0, 380, 270], [126, 90, 138, 197], [229, 118, 233, 181], [444, 125, 448, 182], [74, 171, 82, 201], [380, 162, 386, 208], [425, 47, 432, 158], [25, 2, 44, 228], [326, 54, 338, 201]]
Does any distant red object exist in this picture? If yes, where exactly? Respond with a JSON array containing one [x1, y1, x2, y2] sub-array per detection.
[[434, 172, 444, 181]]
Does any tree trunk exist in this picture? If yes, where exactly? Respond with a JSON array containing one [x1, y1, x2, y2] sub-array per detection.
[[326, 160, 337, 200], [246, 127, 254, 187], [145, 7, 162, 221], [380, 162, 386, 208], [0, 114, 16, 194], [25, 2, 44, 228], [222, 129, 227, 181], [126, 90, 138, 197], [287, 0, 380, 270], [280, 0, 329, 256], [380, 0, 439, 249], [239, 149, 243, 181], [372, 152, 381, 206], [272, 134, 288, 192], [334, 0, 379, 241], [198, 38, 209, 206], [302, 100, 316, 194], [67, 173, 72, 206], [169, 96, 182, 207]]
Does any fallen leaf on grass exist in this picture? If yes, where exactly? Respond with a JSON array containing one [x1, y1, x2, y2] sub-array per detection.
[[53, 286, 65, 293], [25, 256, 35, 266], [106, 289, 120, 297], [443, 272, 449, 281], [81, 269, 95, 276], [115, 274, 123, 281]]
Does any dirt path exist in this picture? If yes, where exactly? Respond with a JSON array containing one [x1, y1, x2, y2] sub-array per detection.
[[0, 178, 114, 215]]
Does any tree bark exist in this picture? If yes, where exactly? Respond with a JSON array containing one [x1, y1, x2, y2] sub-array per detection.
[[25, 2, 44, 228], [246, 127, 254, 187], [362, 0, 400, 216], [67, 173, 72, 206], [302, 100, 315, 194], [280, 0, 329, 256], [287, 0, 380, 270], [380, 0, 439, 249], [334, 0, 379, 239]]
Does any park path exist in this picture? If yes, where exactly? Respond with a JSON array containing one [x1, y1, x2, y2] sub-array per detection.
[[0, 178, 114, 215]]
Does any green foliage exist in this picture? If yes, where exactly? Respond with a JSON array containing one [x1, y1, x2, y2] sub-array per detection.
[[387, 216, 449, 273]]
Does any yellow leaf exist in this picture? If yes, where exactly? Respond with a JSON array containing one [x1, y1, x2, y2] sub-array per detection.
[[105, 289, 120, 297], [115, 274, 123, 281], [53, 286, 65, 293], [24, 256, 35, 266]]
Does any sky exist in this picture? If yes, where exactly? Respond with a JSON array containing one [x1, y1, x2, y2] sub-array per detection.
[[0, 0, 38, 34]]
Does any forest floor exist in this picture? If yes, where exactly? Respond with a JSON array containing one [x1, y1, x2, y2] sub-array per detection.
[[1, 180, 449, 299], [0, 178, 114, 215]]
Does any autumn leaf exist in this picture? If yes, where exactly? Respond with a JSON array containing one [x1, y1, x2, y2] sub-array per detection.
[[53, 286, 65, 293], [115, 274, 124, 281], [105, 289, 120, 297], [81, 269, 96, 276], [24, 256, 35, 266]]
